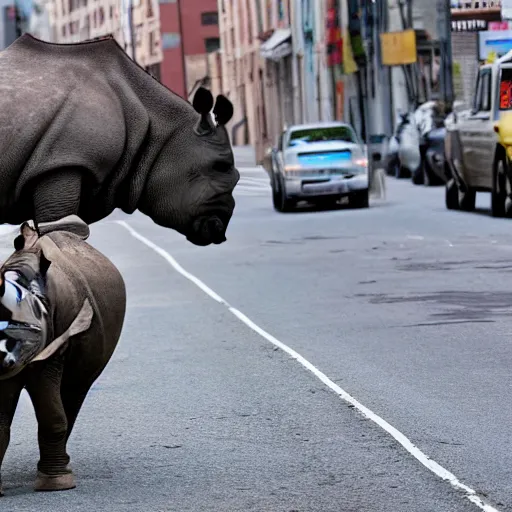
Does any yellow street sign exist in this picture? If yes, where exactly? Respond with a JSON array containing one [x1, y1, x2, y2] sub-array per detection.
[[380, 29, 417, 66]]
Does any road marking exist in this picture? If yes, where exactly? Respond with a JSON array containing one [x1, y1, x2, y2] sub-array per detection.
[[116, 219, 500, 512], [407, 235, 424, 241]]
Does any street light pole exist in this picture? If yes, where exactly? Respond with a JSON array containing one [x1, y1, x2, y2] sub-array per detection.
[[128, 0, 137, 63], [176, 0, 188, 99], [437, 0, 454, 109]]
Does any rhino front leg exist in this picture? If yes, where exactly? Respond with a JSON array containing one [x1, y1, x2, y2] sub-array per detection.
[[32, 169, 82, 228], [0, 375, 24, 497], [26, 356, 75, 492]]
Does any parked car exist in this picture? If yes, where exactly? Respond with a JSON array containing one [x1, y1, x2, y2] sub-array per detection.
[[445, 51, 512, 216], [268, 122, 369, 212], [398, 112, 422, 180], [386, 113, 410, 178], [423, 127, 446, 185]]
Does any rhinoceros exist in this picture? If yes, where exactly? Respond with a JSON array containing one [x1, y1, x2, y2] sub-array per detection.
[[0, 34, 239, 246], [0, 217, 126, 495]]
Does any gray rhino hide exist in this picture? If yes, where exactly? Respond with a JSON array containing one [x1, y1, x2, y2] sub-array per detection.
[[37, 231, 126, 363], [0, 34, 237, 236]]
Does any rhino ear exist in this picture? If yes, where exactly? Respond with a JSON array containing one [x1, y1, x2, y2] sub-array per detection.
[[213, 95, 234, 126], [193, 87, 214, 115], [193, 87, 214, 133]]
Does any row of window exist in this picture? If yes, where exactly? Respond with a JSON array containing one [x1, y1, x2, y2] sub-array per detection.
[[160, 32, 219, 53], [61, 5, 112, 36]]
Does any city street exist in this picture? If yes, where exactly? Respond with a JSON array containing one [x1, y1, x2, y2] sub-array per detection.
[[1, 146, 512, 512]]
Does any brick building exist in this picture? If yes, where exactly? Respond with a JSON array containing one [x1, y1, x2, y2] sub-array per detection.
[[159, 0, 220, 99], [46, 0, 162, 73]]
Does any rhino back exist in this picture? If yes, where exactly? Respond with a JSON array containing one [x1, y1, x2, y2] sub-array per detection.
[[0, 35, 153, 224]]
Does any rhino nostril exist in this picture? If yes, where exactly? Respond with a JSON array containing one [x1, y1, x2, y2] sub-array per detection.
[[206, 216, 226, 243]]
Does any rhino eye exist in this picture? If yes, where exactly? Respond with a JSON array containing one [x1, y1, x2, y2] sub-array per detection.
[[212, 162, 231, 173]]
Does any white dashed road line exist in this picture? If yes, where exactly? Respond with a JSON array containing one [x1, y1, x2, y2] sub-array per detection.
[[117, 219, 501, 512]]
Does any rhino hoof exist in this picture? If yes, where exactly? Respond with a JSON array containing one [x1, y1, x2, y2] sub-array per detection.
[[34, 470, 76, 492]]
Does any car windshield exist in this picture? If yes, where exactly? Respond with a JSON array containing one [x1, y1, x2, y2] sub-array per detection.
[[288, 126, 356, 147]]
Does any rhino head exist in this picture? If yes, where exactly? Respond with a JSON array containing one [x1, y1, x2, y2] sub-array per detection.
[[138, 87, 240, 247]]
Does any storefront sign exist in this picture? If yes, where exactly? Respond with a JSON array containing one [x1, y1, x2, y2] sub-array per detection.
[[380, 30, 417, 66], [478, 30, 512, 61]]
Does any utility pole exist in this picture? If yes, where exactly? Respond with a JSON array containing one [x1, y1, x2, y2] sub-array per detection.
[[128, 0, 137, 63], [176, 0, 188, 99], [437, 0, 454, 110]]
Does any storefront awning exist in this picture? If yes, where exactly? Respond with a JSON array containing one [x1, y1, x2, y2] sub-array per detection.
[[260, 28, 292, 61]]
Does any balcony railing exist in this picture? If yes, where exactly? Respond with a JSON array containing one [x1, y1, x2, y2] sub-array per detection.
[[451, 1, 501, 7], [451, 0, 502, 21]]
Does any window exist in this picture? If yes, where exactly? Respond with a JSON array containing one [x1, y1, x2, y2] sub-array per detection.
[[98, 6, 105, 25], [205, 37, 220, 53], [480, 71, 491, 111], [473, 69, 491, 113], [149, 31, 158, 55], [161, 32, 181, 49], [147, 0, 153, 18], [255, 0, 263, 33], [135, 23, 143, 47], [500, 67, 512, 111], [201, 11, 218, 25], [288, 126, 356, 147]]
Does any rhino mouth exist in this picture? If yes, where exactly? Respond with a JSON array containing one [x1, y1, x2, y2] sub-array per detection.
[[187, 214, 228, 246]]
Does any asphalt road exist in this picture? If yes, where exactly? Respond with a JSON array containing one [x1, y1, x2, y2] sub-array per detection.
[[0, 147, 511, 511]]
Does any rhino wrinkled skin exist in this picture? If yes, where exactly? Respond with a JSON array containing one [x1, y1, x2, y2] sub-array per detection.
[[0, 221, 126, 495], [0, 34, 239, 246]]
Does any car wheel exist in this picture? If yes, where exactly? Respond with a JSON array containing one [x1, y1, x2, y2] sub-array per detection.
[[395, 165, 409, 179], [459, 188, 476, 212], [423, 158, 440, 186], [412, 164, 424, 185], [350, 189, 369, 209], [272, 176, 295, 213], [424, 155, 445, 187], [445, 178, 459, 210], [492, 154, 507, 218]]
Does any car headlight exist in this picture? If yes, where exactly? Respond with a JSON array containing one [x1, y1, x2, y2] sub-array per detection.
[[284, 165, 301, 173]]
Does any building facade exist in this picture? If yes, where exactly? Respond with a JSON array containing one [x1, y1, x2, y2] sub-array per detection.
[[218, 0, 332, 163], [159, 0, 220, 99], [45, 0, 162, 74]]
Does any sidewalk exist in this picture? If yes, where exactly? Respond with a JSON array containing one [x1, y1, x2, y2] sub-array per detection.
[[233, 145, 258, 168]]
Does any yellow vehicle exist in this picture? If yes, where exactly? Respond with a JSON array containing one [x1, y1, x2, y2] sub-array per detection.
[[444, 50, 512, 217]]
